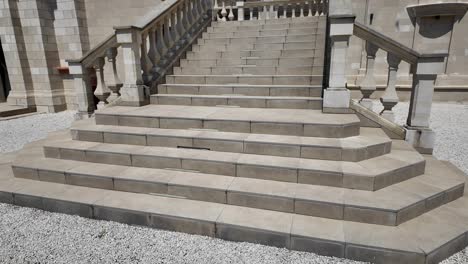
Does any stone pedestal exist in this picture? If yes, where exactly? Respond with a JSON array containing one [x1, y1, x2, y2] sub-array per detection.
[[115, 26, 149, 106], [323, 10, 355, 113], [405, 127, 435, 154]]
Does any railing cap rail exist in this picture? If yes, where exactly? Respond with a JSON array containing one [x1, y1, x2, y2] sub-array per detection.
[[67, 0, 180, 66]]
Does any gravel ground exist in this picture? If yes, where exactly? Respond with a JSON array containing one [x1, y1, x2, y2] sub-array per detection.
[[0, 104, 467, 264]]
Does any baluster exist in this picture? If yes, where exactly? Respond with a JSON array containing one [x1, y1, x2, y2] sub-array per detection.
[[281, 4, 286, 18], [193, 0, 201, 23], [264, 5, 269, 20], [106, 47, 123, 102], [258, 6, 262, 20], [93, 57, 110, 109], [359, 42, 378, 110], [272, 4, 278, 19], [237, 1, 244, 21], [249, 7, 253, 20], [185, 0, 193, 36], [221, 2, 227, 21], [307, 1, 312, 17], [379, 53, 402, 122], [292, 3, 296, 18], [171, 10, 181, 50], [164, 15, 175, 53], [177, 5, 187, 44], [312, 0, 318, 16], [228, 5, 234, 21], [140, 32, 153, 83], [156, 22, 168, 66], [148, 27, 161, 76], [300, 3, 304, 17], [318, 0, 324, 16]]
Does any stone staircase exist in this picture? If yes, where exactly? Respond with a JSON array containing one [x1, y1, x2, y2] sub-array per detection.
[[2, 16, 468, 264]]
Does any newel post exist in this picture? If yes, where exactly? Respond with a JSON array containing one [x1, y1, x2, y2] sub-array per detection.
[[323, 0, 355, 113], [115, 26, 149, 106], [68, 61, 94, 118], [405, 55, 446, 154]]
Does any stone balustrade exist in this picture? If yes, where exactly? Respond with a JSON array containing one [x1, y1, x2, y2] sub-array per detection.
[[214, 0, 328, 21], [325, 14, 447, 154], [68, 0, 211, 116]]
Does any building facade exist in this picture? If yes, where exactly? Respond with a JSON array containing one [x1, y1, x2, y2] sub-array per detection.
[[0, 0, 467, 113]]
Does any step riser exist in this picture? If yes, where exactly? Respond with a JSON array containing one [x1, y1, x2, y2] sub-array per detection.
[[13, 163, 462, 227], [180, 59, 320, 68], [165, 75, 323, 85], [42, 144, 425, 192], [173, 66, 323, 75], [186, 49, 321, 59], [158, 85, 322, 97], [192, 42, 325, 52], [72, 127, 389, 162]]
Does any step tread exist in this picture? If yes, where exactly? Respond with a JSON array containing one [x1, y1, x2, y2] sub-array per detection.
[[2, 160, 468, 263], [72, 119, 389, 154], [41, 135, 426, 191], [159, 83, 322, 88], [13, 152, 464, 221], [152, 94, 322, 100], [95, 105, 359, 126]]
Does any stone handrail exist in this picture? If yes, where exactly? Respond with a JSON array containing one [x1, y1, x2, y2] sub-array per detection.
[[68, 0, 212, 116], [214, 0, 327, 21], [353, 22, 419, 65], [325, 12, 447, 153]]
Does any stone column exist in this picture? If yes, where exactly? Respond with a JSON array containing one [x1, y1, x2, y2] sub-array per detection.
[[322, 14, 355, 113], [115, 26, 148, 106], [405, 55, 446, 154], [68, 61, 94, 117]]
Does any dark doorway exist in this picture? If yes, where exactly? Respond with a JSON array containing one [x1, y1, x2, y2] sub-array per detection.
[[0, 39, 11, 101]]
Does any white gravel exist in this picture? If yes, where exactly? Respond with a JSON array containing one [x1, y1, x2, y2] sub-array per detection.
[[0, 103, 467, 264]]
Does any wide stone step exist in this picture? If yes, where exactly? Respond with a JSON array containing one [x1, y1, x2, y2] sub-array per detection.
[[12, 152, 464, 226], [200, 33, 323, 43], [94, 105, 359, 138], [71, 120, 390, 161], [150, 94, 322, 109], [3, 150, 468, 264], [186, 48, 321, 60], [41, 138, 426, 191], [179, 57, 320, 67], [206, 26, 321, 35], [173, 65, 323, 75], [165, 74, 323, 85], [157, 84, 322, 97], [197, 37, 321, 46], [192, 41, 325, 52]]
